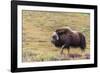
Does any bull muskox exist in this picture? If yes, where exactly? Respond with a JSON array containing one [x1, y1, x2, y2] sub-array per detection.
[[51, 27, 86, 54]]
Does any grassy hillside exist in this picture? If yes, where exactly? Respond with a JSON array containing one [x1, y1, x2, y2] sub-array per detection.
[[22, 10, 90, 62]]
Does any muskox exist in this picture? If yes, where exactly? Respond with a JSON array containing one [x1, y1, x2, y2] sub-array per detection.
[[51, 27, 86, 54]]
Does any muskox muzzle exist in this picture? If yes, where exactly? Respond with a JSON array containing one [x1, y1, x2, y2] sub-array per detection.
[[51, 32, 59, 41], [51, 32, 63, 48]]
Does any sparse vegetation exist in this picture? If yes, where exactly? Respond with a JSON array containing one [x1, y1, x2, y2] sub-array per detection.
[[22, 10, 90, 62]]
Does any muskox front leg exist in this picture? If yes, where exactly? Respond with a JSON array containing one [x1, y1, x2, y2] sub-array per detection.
[[60, 48, 64, 55], [60, 44, 66, 55]]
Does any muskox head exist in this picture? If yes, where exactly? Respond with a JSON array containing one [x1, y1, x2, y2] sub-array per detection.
[[51, 27, 86, 54], [51, 27, 72, 47]]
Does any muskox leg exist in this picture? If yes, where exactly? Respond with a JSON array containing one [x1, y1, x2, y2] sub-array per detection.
[[60, 48, 64, 55], [60, 44, 66, 55], [67, 48, 70, 55]]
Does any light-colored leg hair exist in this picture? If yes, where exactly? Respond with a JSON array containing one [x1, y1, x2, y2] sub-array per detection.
[[60, 44, 66, 55], [60, 48, 64, 55]]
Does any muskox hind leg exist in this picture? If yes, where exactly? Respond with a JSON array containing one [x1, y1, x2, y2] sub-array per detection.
[[67, 48, 70, 55], [79, 32, 86, 51]]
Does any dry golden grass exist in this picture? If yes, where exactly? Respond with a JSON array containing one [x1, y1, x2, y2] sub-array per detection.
[[22, 10, 90, 62]]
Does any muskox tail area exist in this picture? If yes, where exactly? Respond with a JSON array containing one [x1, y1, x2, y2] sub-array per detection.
[[79, 32, 86, 51]]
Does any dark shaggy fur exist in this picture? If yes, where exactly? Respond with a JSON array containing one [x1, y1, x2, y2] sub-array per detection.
[[51, 27, 86, 54]]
